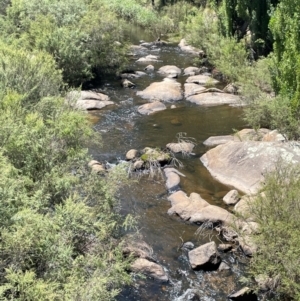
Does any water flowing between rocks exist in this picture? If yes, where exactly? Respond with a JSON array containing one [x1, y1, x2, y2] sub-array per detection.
[[88, 27, 251, 301]]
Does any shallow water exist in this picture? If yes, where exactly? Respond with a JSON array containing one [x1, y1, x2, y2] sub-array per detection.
[[89, 29, 250, 300]]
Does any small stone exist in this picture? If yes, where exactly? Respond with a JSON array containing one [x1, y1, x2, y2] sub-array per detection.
[[218, 262, 230, 271], [171, 105, 176, 109], [182, 242, 195, 250], [145, 64, 155, 71], [122, 79, 135, 88], [223, 190, 240, 205], [217, 244, 232, 252], [228, 287, 257, 300], [133, 160, 144, 170], [126, 149, 138, 160]]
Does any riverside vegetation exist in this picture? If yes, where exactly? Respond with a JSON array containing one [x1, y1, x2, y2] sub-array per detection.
[[1, 0, 300, 300]]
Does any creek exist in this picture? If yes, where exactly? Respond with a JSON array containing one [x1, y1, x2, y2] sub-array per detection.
[[88, 27, 250, 300]]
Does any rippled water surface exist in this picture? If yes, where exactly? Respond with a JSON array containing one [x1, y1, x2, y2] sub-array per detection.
[[88, 27, 250, 300]]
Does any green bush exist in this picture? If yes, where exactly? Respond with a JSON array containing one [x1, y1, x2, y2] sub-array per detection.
[[0, 0, 128, 86], [244, 95, 300, 140], [0, 42, 63, 103], [242, 164, 300, 300], [0, 15, 133, 298]]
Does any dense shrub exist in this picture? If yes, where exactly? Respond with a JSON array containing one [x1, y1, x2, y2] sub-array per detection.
[[242, 164, 300, 300], [0, 35, 132, 300], [0, 0, 128, 86], [0, 42, 63, 103]]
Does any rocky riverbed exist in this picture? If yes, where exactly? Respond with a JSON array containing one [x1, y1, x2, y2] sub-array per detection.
[[73, 31, 294, 300]]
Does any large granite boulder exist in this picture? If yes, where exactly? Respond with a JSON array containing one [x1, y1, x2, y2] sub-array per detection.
[[200, 141, 300, 194], [66, 90, 114, 110], [187, 92, 242, 106], [137, 78, 183, 102], [188, 241, 221, 270], [137, 101, 166, 115], [167, 191, 209, 221], [131, 258, 168, 282]]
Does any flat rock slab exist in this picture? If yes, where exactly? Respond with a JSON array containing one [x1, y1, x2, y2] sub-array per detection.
[[131, 258, 168, 282], [158, 65, 181, 77], [184, 83, 206, 98], [186, 75, 219, 85], [137, 79, 183, 102], [138, 101, 166, 115], [168, 190, 209, 221], [201, 141, 300, 194], [187, 92, 242, 106]]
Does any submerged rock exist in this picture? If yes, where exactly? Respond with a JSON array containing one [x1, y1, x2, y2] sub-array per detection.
[[136, 54, 159, 63], [137, 101, 166, 115], [131, 258, 168, 282], [137, 78, 183, 102], [166, 142, 195, 154], [188, 241, 221, 270]]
